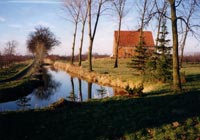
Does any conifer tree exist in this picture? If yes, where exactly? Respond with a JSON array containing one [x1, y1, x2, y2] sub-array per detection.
[[129, 33, 148, 74], [148, 18, 172, 82]]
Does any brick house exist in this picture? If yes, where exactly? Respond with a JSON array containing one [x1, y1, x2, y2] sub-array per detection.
[[113, 30, 155, 58]]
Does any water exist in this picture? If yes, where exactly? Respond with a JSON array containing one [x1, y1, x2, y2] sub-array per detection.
[[0, 67, 125, 111]]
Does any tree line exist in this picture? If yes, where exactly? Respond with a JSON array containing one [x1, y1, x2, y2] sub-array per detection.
[[63, 0, 200, 92], [0, 40, 33, 69]]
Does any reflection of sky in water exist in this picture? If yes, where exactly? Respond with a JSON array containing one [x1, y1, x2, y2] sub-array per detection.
[[0, 68, 115, 112]]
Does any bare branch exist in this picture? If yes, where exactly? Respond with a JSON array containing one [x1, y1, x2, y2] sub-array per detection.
[[175, 0, 183, 7]]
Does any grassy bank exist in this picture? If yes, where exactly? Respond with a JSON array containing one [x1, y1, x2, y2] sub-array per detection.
[[0, 60, 35, 88], [0, 60, 41, 103], [0, 60, 33, 82], [57, 58, 162, 92]]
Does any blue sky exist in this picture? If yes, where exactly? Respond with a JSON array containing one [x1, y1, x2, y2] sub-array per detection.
[[0, 0, 199, 56], [0, 0, 119, 55], [0, 0, 69, 55]]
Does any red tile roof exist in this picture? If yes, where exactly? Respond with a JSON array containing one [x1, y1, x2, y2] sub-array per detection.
[[114, 30, 154, 47]]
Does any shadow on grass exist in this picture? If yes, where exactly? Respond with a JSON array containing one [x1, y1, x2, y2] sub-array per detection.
[[144, 88, 172, 97], [186, 74, 200, 83], [183, 74, 200, 91], [0, 91, 200, 140]]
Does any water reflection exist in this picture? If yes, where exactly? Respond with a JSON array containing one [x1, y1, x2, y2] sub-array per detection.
[[78, 79, 83, 102], [88, 82, 92, 99], [97, 86, 107, 98], [34, 68, 60, 100], [16, 97, 31, 110], [67, 77, 78, 101]]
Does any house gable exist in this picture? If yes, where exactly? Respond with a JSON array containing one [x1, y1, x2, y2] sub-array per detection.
[[113, 30, 154, 58]]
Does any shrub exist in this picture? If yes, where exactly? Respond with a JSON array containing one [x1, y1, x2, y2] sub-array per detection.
[[125, 83, 144, 96]]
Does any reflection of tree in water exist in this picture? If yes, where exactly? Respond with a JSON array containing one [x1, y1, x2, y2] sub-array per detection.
[[67, 77, 78, 102], [68, 91, 77, 102], [88, 82, 92, 100], [96, 86, 107, 98], [35, 68, 60, 100], [16, 96, 31, 110], [78, 79, 83, 102]]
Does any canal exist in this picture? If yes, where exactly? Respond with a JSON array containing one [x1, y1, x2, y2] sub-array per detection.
[[0, 66, 125, 111]]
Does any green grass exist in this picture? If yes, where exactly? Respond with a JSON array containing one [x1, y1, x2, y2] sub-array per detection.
[[0, 59, 200, 140], [80, 58, 142, 83], [0, 60, 33, 81], [181, 63, 200, 92], [0, 60, 34, 89], [80, 58, 200, 94]]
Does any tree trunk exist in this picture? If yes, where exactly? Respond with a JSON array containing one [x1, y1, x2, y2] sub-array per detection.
[[79, 23, 85, 66], [168, 0, 182, 92], [87, 0, 103, 72], [114, 17, 122, 68], [79, 15, 87, 66], [88, 37, 93, 71], [180, 28, 188, 68], [36, 42, 45, 65], [71, 21, 79, 65], [88, 0, 93, 71]]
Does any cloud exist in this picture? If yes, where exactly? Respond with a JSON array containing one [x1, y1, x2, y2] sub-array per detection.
[[7, 0, 62, 4], [0, 16, 6, 22]]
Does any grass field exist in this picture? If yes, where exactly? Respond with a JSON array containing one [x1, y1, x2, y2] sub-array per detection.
[[81, 58, 141, 83], [0, 59, 200, 140], [81, 58, 200, 94]]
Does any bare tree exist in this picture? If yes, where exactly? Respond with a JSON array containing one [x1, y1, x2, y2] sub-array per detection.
[[155, 1, 168, 46], [179, 0, 198, 67], [4, 40, 17, 56], [4, 40, 18, 64], [137, 0, 155, 37], [87, 0, 108, 71], [111, 0, 128, 68], [64, 0, 81, 64], [78, 0, 88, 66]]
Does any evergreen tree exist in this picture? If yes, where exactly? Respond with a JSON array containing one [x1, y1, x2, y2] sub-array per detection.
[[147, 18, 172, 82], [129, 31, 149, 74]]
